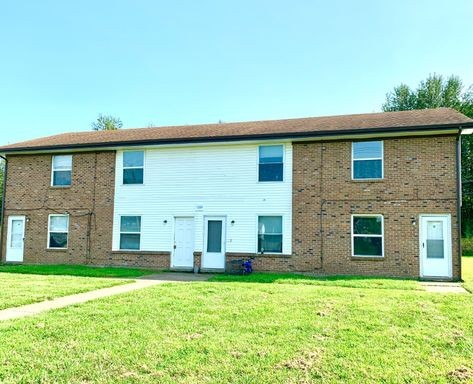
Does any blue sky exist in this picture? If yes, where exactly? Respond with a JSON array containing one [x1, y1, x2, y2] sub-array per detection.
[[1, 0, 472, 144]]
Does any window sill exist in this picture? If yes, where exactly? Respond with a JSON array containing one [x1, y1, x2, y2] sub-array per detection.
[[49, 185, 72, 189], [351, 179, 384, 183], [112, 250, 171, 255], [351, 256, 384, 261], [46, 248, 68, 252]]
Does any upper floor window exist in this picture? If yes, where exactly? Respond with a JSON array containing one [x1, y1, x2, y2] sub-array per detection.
[[123, 151, 144, 184], [120, 216, 141, 250], [352, 215, 384, 257], [48, 214, 69, 249], [258, 145, 283, 182], [51, 155, 72, 186], [352, 141, 383, 180], [258, 216, 283, 253]]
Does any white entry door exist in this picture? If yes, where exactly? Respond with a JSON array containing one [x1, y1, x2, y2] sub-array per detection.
[[172, 217, 195, 268], [420, 215, 452, 279], [202, 217, 226, 269], [6, 216, 26, 262]]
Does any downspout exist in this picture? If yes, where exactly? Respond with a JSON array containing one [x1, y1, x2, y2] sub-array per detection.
[[456, 129, 462, 281], [0, 154, 8, 261]]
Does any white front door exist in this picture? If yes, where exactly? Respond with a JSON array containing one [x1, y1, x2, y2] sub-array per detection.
[[172, 217, 195, 268], [420, 215, 452, 279], [202, 217, 226, 269], [6, 216, 26, 263]]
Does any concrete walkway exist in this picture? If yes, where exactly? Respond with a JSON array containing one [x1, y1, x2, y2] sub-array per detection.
[[420, 282, 469, 294], [0, 272, 212, 322]]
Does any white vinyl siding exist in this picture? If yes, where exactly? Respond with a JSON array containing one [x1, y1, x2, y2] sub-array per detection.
[[112, 143, 292, 254]]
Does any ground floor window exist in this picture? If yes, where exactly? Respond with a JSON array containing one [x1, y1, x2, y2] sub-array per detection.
[[352, 215, 384, 257], [48, 214, 69, 249], [258, 216, 283, 253], [120, 216, 141, 250]]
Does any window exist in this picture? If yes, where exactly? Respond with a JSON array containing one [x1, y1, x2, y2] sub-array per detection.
[[120, 216, 141, 250], [51, 155, 72, 186], [123, 151, 144, 184], [259, 145, 283, 182], [258, 216, 283, 253], [48, 214, 69, 249], [352, 215, 383, 257], [352, 141, 383, 180]]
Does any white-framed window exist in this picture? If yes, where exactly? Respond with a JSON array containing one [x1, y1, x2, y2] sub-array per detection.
[[123, 151, 144, 184], [120, 216, 141, 250], [352, 141, 383, 180], [351, 214, 384, 257], [258, 216, 283, 253], [258, 145, 284, 182], [51, 155, 72, 186], [48, 214, 69, 249]]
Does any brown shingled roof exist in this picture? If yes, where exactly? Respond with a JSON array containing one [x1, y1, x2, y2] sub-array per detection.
[[1, 108, 471, 152]]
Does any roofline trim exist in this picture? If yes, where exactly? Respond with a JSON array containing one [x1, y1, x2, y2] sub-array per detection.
[[0, 122, 469, 154]]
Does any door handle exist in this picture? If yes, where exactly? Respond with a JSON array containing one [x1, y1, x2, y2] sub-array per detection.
[[173, 244, 176, 249], [422, 242, 425, 248]]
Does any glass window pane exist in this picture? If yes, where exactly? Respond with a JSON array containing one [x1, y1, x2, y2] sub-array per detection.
[[49, 232, 68, 248], [10, 220, 23, 248], [207, 220, 222, 253], [258, 216, 282, 235], [53, 155, 72, 170], [354, 236, 382, 256], [123, 151, 144, 167], [353, 141, 382, 159], [258, 234, 282, 253], [353, 159, 382, 179], [427, 221, 443, 240], [120, 234, 140, 250], [259, 145, 283, 164], [259, 164, 283, 181], [123, 168, 143, 184], [50, 216, 68, 232], [353, 216, 382, 235], [120, 216, 141, 233], [53, 170, 72, 186], [427, 240, 444, 259]]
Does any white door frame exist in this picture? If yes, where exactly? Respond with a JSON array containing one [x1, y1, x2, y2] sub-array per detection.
[[6, 215, 26, 263], [419, 214, 452, 279], [171, 216, 195, 269], [202, 216, 226, 269]]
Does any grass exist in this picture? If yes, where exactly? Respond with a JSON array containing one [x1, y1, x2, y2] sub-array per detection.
[[0, 264, 159, 278], [462, 256, 473, 292], [0, 273, 128, 310], [0, 261, 471, 383], [210, 272, 422, 290]]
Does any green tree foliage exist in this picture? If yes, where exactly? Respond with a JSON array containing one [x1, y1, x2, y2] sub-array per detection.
[[382, 74, 473, 237], [91, 114, 123, 131]]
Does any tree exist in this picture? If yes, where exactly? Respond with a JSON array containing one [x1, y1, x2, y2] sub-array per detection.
[[91, 114, 123, 131], [382, 74, 473, 238]]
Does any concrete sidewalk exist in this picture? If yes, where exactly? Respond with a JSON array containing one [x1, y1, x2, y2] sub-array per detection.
[[420, 282, 468, 294], [0, 272, 211, 322]]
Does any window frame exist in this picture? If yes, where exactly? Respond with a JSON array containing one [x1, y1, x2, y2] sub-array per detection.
[[47, 214, 70, 249], [257, 144, 285, 183], [351, 214, 384, 258], [122, 150, 145, 185], [351, 141, 384, 180], [256, 215, 283, 254], [119, 215, 142, 251], [51, 155, 73, 187]]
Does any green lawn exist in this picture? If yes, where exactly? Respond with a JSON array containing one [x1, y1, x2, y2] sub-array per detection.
[[0, 264, 158, 278], [463, 256, 473, 292], [0, 273, 128, 310], [0, 261, 471, 383]]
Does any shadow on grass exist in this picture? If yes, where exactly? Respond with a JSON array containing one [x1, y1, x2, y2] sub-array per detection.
[[0, 264, 160, 278], [209, 272, 422, 291]]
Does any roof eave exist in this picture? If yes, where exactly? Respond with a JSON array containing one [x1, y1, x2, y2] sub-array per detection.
[[0, 122, 470, 155]]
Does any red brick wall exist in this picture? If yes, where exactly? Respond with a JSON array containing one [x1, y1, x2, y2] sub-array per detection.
[[291, 135, 460, 279]]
